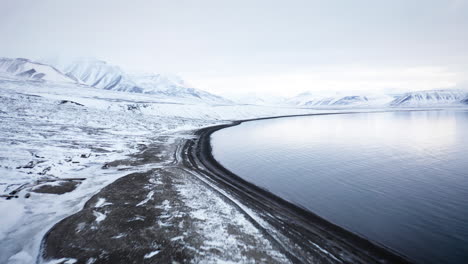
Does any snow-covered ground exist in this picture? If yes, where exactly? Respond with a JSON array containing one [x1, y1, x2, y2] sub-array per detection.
[[0, 78, 331, 263]]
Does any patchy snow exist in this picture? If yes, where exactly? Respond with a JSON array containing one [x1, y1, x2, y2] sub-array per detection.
[[136, 190, 154, 206], [94, 198, 111, 208], [43, 258, 77, 264], [177, 171, 291, 263], [93, 211, 106, 223], [143, 250, 161, 259]]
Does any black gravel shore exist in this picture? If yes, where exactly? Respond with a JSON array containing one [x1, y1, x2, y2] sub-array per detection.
[[183, 114, 415, 263]]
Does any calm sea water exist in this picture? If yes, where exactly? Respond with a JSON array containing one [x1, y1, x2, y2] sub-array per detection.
[[211, 110, 468, 264]]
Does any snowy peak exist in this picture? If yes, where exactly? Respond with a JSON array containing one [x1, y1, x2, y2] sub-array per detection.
[[63, 59, 136, 91], [132, 73, 230, 102], [390, 90, 468, 106], [61, 59, 231, 104], [0, 57, 77, 83]]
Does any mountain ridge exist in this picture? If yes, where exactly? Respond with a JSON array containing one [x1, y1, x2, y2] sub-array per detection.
[[60, 59, 232, 104], [390, 89, 468, 106], [0, 57, 231, 104], [0, 57, 78, 83]]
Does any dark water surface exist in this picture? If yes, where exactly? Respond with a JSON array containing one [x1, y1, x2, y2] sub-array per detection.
[[211, 110, 468, 264]]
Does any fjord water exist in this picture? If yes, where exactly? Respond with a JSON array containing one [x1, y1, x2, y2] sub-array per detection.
[[211, 110, 468, 264]]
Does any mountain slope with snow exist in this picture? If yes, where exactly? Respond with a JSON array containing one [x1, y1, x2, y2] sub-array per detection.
[[0, 58, 77, 83], [63, 59, 136, 91], [390, 90, 468, 106], [60, 59, 231, 104], [131, 74, 230, 103]]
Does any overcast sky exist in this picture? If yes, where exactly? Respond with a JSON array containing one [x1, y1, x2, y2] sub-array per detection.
[[1, 0, 467, 96]]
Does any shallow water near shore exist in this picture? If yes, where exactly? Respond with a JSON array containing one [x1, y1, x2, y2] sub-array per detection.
[[211, 110, 468, 264]]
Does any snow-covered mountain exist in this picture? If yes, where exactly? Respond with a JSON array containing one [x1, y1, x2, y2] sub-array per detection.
[[62, 59, 134, 91], [390, 90, 468, 106], [131, 74, 230, 103], [60, 59, 231, 104], [0, 57, 77, 83], [286, 92, 394, 107]]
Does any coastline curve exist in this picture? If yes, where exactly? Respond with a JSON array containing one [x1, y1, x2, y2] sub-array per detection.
[[184, 111, 417, 263]]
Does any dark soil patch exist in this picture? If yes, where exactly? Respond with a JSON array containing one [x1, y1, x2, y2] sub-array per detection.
[[32, 181, 81, 194]]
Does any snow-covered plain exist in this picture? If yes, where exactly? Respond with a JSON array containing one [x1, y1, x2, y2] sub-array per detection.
[[0, 77, 332, 263]]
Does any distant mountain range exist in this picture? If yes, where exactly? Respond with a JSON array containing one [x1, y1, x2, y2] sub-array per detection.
[[285, 90, 468, 107], [1, 57, 467, 107], [286, 92, 395, 107], [390, 90, 468, 106], [0, 57, 231, 104], [61, 59, 231, 104]]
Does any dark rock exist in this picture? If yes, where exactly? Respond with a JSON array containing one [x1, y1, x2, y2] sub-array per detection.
[[38, 166, 51, 175], [59, 100, 84, 107], [4, 195, 19, 200], [32, 181, 81, 195], [23, 161, 36, 169]]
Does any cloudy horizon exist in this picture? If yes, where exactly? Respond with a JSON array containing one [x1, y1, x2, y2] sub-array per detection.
[[1, 0, 467, 97]]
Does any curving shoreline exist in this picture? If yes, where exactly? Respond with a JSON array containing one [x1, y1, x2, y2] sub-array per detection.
[[184, 112, 415, 263], [40, 111, 428, 263]]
